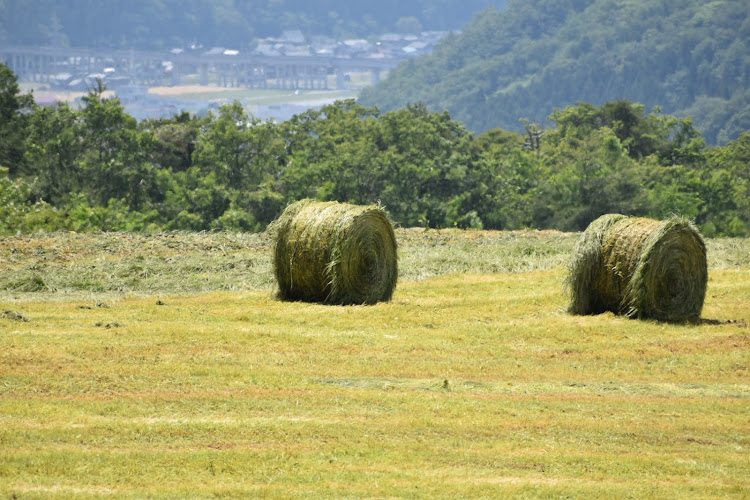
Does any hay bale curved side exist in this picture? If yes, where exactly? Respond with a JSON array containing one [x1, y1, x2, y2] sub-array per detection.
[[567, 214, 707, 322], [271, 199, 398, 305], [566, 213, 629, 315]]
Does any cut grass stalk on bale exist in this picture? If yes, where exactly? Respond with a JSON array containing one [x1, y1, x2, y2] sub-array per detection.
[[567, 214, 708, 322], [270, 199, 398, 305]]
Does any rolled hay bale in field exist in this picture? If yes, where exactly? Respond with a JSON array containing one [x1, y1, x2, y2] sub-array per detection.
[[566, 214, 707, 322], [270, 199, 398, 305]]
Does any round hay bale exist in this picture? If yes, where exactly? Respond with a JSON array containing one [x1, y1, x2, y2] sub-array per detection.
[[566, 214, 707, 322], [271, 199, 398, 305]]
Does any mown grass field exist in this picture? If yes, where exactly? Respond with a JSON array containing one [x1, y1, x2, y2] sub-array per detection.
[[1, 229, 749, 499]]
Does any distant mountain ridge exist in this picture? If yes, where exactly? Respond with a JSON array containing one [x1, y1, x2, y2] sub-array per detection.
[[0, 1, 507, 49], [358, 0, 750, 144]]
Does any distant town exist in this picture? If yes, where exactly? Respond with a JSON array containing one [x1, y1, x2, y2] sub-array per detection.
[[249, 29, 448, 59], [2, 29, 451, 122]]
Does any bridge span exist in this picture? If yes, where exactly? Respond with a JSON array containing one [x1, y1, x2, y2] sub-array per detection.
[[0, 45, 401, 90]]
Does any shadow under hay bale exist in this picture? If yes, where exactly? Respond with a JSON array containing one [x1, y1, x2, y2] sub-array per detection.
[[270, 199, 398, 305], [566, 214, 707, 322]]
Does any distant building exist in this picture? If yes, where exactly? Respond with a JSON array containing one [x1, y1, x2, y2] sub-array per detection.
[[255, 43, 281, 57], [283, 46, 311, 57], [51, 72, 73, 88], [282, 30, 305, 44]]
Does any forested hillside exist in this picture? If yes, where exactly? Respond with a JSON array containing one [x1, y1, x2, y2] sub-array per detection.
[[359, 0, 750, 145], [0, 0, 506, 48], [2, 63, 748, 237]]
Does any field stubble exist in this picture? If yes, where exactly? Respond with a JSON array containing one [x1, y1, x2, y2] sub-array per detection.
[[1, 229, 748, 498]]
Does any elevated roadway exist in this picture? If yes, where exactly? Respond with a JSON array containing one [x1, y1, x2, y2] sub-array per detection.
[[0, 45, 401, 89]]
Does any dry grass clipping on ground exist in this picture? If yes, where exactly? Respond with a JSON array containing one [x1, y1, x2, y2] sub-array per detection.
[[1, 269, 748, 498], [0, 229, 746, 303]]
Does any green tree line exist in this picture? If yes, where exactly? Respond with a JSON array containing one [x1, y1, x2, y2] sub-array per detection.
[[1, 63, 748, 236], [359, 0, 750, 146]]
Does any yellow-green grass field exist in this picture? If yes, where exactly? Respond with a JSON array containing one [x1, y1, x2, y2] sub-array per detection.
[[1, 229, 748, 498]]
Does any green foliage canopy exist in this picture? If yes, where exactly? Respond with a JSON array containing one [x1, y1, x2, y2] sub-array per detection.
[[0, 63, 747, 237]]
